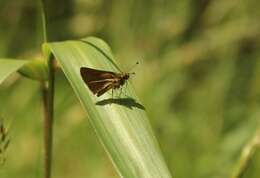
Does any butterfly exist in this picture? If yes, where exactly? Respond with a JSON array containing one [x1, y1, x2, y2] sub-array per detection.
[[80, 63, 138, 97]]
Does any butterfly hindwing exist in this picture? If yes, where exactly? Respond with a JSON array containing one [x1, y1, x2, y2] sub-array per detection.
[[87, 80, 111, 95], [97, 83, 114, 97]]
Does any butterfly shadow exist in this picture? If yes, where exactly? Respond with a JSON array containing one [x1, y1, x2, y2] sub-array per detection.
[[96, 97, 145, 110]]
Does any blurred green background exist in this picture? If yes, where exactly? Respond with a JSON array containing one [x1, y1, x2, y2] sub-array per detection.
[[0, 0, 260, 178]]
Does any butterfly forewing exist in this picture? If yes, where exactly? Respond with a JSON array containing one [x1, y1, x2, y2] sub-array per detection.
[[80, 67, 118, 96], [80, 67, 117, 82]]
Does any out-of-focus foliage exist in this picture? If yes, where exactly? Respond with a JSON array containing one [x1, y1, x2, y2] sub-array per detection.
[[0, 59, 28, 84], [0, 0, 259, 178]]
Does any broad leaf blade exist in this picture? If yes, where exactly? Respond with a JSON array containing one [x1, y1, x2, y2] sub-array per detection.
[[46, 37, 172, 178], [0, 59, 28, 84]]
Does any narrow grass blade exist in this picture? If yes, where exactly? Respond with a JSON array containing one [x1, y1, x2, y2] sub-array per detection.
[[46, 37, 172, 178], [0, 59, 28, 84]]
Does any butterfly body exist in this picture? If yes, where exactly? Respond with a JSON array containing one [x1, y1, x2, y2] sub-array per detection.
[[80, 67, 130, 97]]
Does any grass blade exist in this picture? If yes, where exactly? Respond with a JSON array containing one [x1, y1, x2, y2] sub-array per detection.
[[46, 37, 172, 178]]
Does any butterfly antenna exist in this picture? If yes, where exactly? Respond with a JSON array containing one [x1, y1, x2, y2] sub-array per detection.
[[127, 61, 139, 73]]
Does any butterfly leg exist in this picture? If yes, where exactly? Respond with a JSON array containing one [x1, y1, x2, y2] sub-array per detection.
[[118, 87, 123, 98], [121, 82, 128, 97], [125, 82, 128, 96]]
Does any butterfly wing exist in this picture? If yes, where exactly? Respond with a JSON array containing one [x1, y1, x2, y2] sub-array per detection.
[[80, 67, 117, 96], [97, 83, 114, 97]]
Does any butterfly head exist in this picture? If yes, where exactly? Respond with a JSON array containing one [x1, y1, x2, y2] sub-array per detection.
[[122, 73, 130, 80], [123, 61, 138, 80]]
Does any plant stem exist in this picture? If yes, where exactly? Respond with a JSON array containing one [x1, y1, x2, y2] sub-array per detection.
[[41, 79, 54, 178], [44, 56, 55, 178], [39, 0, 55, 178], [230, 129, 260, 178], [41, 83, 48, 124], [39, 0, 47, 42]]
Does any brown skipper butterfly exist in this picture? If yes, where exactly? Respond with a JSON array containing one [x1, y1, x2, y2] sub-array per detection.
[[80, 62, 138, 97]]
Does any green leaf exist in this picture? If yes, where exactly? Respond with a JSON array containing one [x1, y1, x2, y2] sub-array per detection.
[[46, 37, 172, 178], [18, 58, 48, 81], [0, 59, 28, 84]]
